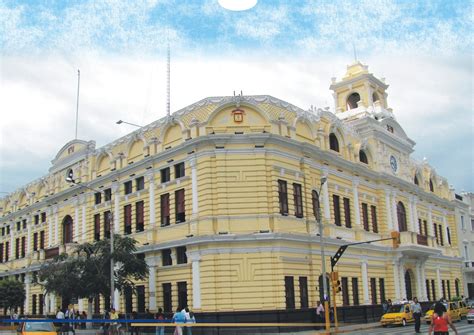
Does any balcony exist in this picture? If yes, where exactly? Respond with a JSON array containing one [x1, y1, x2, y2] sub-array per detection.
[[398, 231, 440, 257], [464, 261, 474, 273]]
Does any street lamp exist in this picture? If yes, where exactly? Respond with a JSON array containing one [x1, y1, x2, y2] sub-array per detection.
[[65, 173, 115, 310], [116, 120, 143, 128], [316, 176, 329, 331]]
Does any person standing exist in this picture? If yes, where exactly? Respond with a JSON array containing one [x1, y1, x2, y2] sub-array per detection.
[[382, 300, 389, 314], [102, 309, 110, 335], [155, 308, 165, 335], [412, 297, 422, 333], [315, 301, 325, 328], [172, 308, 185, 335], [428, 302, 458, 335], [109, 308, 119, 335]]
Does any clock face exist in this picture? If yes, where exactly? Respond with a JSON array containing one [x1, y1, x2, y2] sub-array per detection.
[[390, 155, 398, 172]]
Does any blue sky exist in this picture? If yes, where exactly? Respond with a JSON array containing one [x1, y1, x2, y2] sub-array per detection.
[[0, 0, 473, 194]]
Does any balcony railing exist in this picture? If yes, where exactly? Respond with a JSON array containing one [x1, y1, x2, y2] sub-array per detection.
[[464, 261, 474, 268], [417, 234, 428, 246], [44, 247, 59, 259]]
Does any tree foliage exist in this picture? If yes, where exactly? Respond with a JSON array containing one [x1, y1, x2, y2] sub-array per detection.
[[0, 279, 26, 314], [38, 235, 148, 305]]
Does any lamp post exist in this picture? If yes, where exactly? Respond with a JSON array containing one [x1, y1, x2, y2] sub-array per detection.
[[66, 174, 115, 310], [316, 176, 330, 331], [116, 120, 143, 128]]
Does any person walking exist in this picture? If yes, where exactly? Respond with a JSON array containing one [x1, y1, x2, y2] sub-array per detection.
[[56, 308, 65, 335], [109, 308, 119, 335], [172, 308, 185, 335], [102, 309, 110, 335], [428, 301, 458, 335], [412, 297, 422, 333], [155, 308, 165, 335], [315, 301, 325, 328], [183, 308, 195, 335]]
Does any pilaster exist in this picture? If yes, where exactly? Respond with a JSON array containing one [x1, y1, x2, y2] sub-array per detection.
[[352, 179, 361, 226]]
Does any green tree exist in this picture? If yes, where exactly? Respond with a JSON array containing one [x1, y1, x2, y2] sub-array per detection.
[[38, 235, 148, 310], [0, 279, 26, 315]]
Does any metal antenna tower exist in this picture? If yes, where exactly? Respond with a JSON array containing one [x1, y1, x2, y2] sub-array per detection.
[[166, 40, 170, 117], [75, 69, 80, 139]]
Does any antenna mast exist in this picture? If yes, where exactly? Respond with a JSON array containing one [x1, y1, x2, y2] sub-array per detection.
[[75, 69, 80, 139], [352, 43, 358, 62], [166, 40, 170, 117]]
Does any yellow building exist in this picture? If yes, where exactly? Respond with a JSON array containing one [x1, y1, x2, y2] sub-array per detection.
[[0, 62, 464, 317]]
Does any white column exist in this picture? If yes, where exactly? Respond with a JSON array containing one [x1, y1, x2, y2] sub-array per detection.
[[190, 158, 199, 217], [385, 189, 393, 231], [415, 262, 423, 300], [114, 290, 120, 310], [81, 195, 86, 242], [25, 273, 31, 314], [49, 293, 56, 313], [78, 299, 84, 313], [112, 183, 120, 233], [420, 260, 428, 301], [413, 197, 419, 233], [399, 260, 406, 300], [391, 191, 399, 231], [54, 207, 59, 245], [74, 200, 79, 242], [442, 213, 449, 245], [428, 206, 434, 236], [27, 225, 31, 255], [436, 267, 442, 299], [322, 171, 330, 220], [146, 256, 157, 310], [147, 173, 156, 228], [352, 179, 361, 227], [408, 196, 415, 232], [190, 252, 202, 308], [392, 259, 401, 300], [48, 209, 53, 246], [361, 259, 370, 304]]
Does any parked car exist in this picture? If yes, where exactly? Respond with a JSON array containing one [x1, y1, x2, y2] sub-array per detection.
[[424, 302, 461, 324], [380, 303, 414, 327], [467, 307, 474, 324], [456, 300, 469, 319], [17, 322, 57, 335]]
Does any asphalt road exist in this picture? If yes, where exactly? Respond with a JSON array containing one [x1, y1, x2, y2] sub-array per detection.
[[342, 320, 473, 335]]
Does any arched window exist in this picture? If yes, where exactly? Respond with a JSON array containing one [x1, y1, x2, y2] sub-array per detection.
[[62, 215, 74, 244], [372, 92, 380, 103], [312, 190, 321, 222], [429, 179, 434, 192], [397, 201, 407, 232], [329, 133, 339, 152], [414, 175, 419, 185], [359, 150, 368, 164], [346, 93, 360, 110]]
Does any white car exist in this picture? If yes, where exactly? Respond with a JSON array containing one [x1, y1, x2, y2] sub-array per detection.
[[467, 308, 474, 324]]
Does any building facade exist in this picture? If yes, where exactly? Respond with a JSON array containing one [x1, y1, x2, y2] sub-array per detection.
[[455, 192, 474, 299], [0, 62, 466, 316]]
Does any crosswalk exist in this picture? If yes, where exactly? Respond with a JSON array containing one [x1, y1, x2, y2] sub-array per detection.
[[343, 320, 473, 335]]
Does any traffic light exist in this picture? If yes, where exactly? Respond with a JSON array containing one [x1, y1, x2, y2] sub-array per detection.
[[391, 231, 400, 249], [331, 272, 341, 293]]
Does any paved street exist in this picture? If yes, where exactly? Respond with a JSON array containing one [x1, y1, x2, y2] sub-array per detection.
[[337, 320, 474, 335]]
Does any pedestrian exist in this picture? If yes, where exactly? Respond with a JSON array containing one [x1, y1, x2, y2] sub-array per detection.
[[387, 299, 392, 307], [56, 307, 65, 335], [102, 309, 110, 335], [183, 308, 195, 335], [428, 301, 458, 335], [110, 308, 119, 335], [315, 301, 325, 328], [155, 308, 165, 335], [81, 311, 87, 329], [382, 300, 389, 314], [172, 308, 185, 335], [131, 311, 139, 335], [65, 306, 76, 335], [412, 297, 422, 333]]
